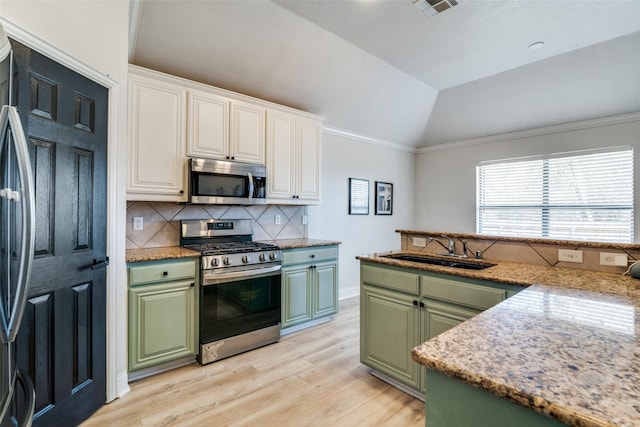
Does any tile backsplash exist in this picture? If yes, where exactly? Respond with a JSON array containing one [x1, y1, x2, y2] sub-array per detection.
[[126, 202, 308, 249], [400, 232, 640, 274]]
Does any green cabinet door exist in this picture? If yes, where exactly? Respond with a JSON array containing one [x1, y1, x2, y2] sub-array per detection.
[[282, 265, 312, 327], [360, 284, 420, 389], [420, 300, 479, 393], [281, 245, 339, 329], [129, 279, 197, 372], [313, 261, 338, 318]]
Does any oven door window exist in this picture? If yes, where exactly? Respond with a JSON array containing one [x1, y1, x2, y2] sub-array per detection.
[[200, 274, 281, 342], [193, 172, 249, 198]]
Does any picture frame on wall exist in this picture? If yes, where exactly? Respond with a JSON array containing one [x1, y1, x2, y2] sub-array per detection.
[[375, 181, 393, 215], [349, 178, 369, 215]]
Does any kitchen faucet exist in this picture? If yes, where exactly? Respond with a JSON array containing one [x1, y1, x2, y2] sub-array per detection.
[[429, 235, 469, 258], [429, 235, 455, 255]]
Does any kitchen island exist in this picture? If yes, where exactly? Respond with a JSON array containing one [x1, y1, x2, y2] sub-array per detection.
[[358, 252, 640, 427]]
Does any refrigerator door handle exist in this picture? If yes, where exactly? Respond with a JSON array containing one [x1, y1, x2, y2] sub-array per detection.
[[0, 105, 36, 344], [14, 368, 35, 427]]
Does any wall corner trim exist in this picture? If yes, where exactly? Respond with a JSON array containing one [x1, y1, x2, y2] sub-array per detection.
[[416, 111, 640, 154], [322, 125, 418, 153]]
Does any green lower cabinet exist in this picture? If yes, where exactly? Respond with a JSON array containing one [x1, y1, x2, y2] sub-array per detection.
[[281, 246, 339, 329], [360, 262, 522, 394], [282, 265, 313, 326], [360, 284, 420, 389], [426, 370, 565, 427], [128, 259, 198, 372], [420, 300, 479, 393]]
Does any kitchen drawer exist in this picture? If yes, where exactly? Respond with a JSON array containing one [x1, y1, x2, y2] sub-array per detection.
[[420, 275, 505, 310], [282, 246, 338, 266], [129, 259, 197, 286], [361, 264, 419, 295]]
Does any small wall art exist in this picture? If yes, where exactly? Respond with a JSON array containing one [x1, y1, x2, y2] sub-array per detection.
[[375, 181, 393, 215], [349, 178, 369, 215]]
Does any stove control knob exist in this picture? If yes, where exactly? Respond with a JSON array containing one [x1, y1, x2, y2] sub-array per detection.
[[269, 252, 277, 261], [259, 253, 267, 262], [212, 258, 220, 267], [242, 255, 250, 264], [223, 257, 231, 266]]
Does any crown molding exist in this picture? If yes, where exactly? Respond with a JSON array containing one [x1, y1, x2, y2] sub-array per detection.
[[322, 125, 417, 153], [0, 17, 117, 89], [128, 0, 144, 63], [417, 111, 640, 154]]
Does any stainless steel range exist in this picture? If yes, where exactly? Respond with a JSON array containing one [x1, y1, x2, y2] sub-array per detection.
[[181, 219, 282, 365]]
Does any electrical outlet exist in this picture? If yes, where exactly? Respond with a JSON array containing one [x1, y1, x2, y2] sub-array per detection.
[[558, 249, 583, 263], [600, 252, 628, 266], [133, 217, 144, 231], [275, 214, 281, 225], [302, 215, 308, 225], [413, 237, 426, 247]]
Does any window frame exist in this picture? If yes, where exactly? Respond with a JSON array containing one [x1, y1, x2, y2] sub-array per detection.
[[476, 146, 634, 243]]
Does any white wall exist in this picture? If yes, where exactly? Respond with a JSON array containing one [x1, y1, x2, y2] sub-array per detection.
[[0, 0, 130, 400], [415, 114, 640, 241], [309, 131, 416, 299]]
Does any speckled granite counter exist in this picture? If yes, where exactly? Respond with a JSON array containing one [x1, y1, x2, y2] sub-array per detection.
[[126, 239, 341, 263], [257, 238, 341, 249], [126, 247, 200, 263], [361, 250, 640, 426], [356, 251, 638, 292]]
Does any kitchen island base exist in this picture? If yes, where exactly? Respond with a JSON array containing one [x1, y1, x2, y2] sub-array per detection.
[[426, 370, 565, 427]]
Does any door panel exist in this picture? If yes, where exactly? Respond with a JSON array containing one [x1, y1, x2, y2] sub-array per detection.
[[11, 40, 108, 426]]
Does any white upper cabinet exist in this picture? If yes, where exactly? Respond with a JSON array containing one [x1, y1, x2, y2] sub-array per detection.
[[128, 70, 187, 202], [187, 91, 265, 165], [128, 65, 322, 203], [266, 110, 321, 204], [187, 89, 230, 160], [229, 100, 266, 165]]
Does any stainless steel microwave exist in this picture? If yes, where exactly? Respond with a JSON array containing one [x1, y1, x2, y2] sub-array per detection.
[[188, 158, 267, 205]]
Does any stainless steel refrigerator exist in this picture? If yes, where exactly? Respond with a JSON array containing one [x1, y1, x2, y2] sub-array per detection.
[[0, 23, 36, 427]]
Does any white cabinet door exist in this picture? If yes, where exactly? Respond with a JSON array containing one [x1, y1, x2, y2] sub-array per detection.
[[187, 89, 229, 159], [230, 100, 265, 164], [297, 117, 321, 201], [128, 73, 187, 201], [266, 110, 296, 199]]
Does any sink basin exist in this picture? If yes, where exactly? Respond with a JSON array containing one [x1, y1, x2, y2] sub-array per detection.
[[381, 254, 494, 270]]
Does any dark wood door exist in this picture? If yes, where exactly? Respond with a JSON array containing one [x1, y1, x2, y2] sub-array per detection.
[[11, 41, 108, 426]]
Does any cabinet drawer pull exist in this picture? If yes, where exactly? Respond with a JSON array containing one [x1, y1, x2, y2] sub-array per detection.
[[162, 271, 168, 276], [310, 254, 315, 258]]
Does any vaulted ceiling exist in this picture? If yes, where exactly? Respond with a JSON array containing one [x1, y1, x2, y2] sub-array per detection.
[[129, 0, 640, 149]]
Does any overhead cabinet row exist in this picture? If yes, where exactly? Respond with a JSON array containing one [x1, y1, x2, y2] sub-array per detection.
[[127, 65, 322, 204]]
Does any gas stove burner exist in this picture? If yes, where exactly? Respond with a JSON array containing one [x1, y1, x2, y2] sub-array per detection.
[[185, 241, 280, 256], [180, 219, 282, 271]]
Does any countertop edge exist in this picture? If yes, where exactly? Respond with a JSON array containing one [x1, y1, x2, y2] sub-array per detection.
[[410, 340, 603, 427], [126, 239, 341, 263]]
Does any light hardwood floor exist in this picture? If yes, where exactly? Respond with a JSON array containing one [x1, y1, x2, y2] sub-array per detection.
[[82, 297, 425, 427]]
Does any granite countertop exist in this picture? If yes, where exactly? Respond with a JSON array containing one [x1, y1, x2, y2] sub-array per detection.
[[356, 251, 638, 292], [257, 238, 341, 249], [126, 247, 201, 263], [358, 252, 640, 426], [126, 239, 341, 263]]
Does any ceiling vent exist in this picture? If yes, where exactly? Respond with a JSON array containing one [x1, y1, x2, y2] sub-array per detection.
[[413, 0, 461, 16]]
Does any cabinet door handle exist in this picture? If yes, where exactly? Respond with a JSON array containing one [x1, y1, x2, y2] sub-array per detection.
[[413, 300, 418, 306], [419, 301, 425, 308], [190, 282, 195, 287]]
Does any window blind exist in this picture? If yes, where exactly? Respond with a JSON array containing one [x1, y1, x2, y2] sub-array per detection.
[[476, 147, 634, 243]]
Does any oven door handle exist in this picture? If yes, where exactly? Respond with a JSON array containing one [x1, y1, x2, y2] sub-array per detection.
[[202, 265, 281, 285]]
